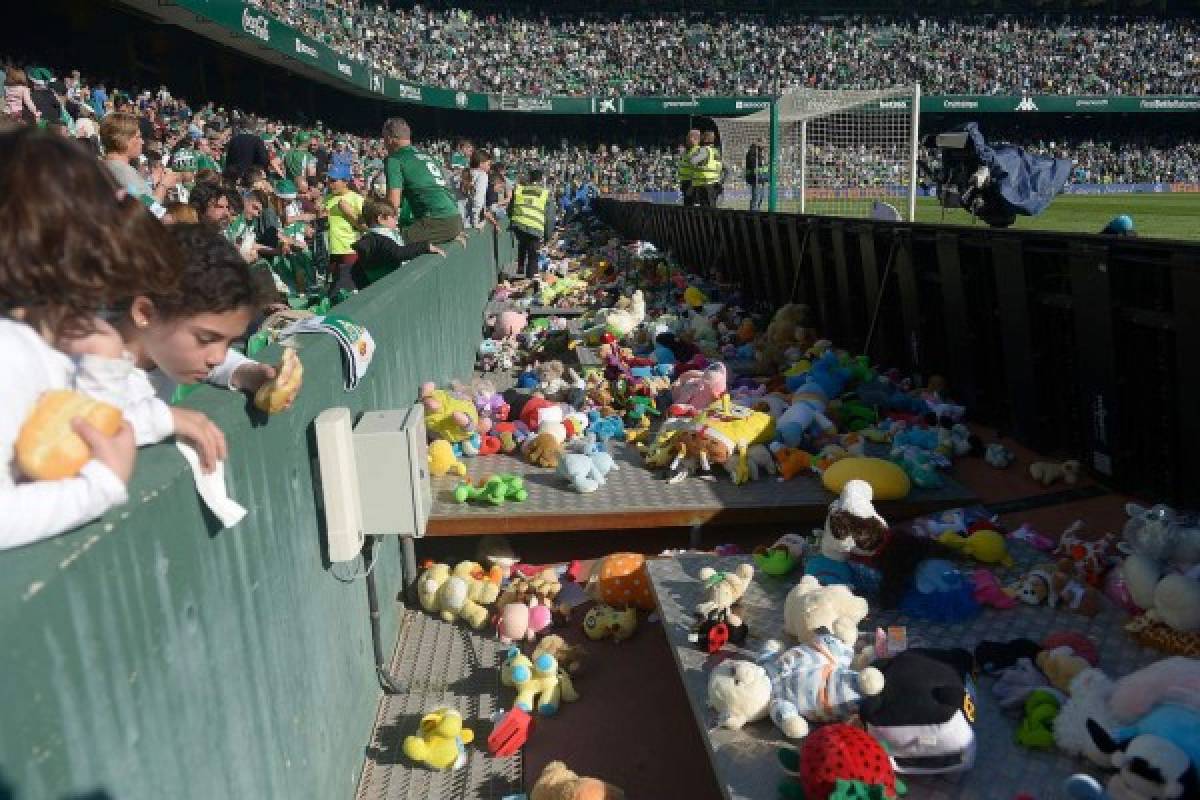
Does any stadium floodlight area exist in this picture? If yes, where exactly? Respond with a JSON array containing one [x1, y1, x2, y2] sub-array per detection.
[[715, 85, 921, 220]]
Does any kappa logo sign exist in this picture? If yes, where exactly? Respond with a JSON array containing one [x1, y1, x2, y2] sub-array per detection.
[[370, 73, 384, 94], [1016, 96, 1039, 112], [597, 98, 618, 113], [241, 8, 270, 42], [337, 61, 353, 78], [455, 92, 469, 108]]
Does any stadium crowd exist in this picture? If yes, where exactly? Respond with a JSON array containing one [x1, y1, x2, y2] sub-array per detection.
[[246, 2, 1200, 97]]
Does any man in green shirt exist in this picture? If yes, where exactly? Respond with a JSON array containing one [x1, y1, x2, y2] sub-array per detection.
[[285, 132, 319, 194], [382, 117, 464, 246]]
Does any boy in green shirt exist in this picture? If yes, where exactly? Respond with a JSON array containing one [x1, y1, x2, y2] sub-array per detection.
[[382, 117, 464, 246]]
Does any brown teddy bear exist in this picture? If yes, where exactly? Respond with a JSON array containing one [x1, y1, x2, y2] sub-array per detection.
[[762, 303, 815, 368], [524, 432, 562, 468], [530, 761, 625, 800]]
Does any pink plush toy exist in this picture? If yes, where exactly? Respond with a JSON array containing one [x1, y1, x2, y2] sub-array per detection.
[[972, 569, 1017, 609], [1107, 656, 1200, 722], [671, 362, 728, 410], [492, 310, 529, 340], [497, 599, 553, 644]]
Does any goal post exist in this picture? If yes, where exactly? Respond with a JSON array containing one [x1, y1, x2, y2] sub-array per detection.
[[715, 85, 921, 220]]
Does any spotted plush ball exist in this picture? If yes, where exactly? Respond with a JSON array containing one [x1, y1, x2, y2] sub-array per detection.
[[594, 553, 656, 610], [797, 725, 900, 799]]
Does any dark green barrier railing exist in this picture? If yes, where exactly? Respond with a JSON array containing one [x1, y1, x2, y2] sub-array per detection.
[[598, 199, 1200, 507], [0, 227, 508, 800]]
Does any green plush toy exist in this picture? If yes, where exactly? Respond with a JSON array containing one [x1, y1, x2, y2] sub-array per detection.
[[453, 474, 528, 505], [1015, 689, 1060, 750]]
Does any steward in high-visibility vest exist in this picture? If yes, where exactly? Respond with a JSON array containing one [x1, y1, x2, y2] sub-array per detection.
[[508, 168, 557, 278], [692, 142, 722, 187], [510, 184, 551, 239], [679, 129, 701, 206]]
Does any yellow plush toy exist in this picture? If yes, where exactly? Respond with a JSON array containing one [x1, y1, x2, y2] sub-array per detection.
[[693, 396, 777, 485], [501, 647, 576, 715], [822, 457, 911, 500], [417, 562, 492, 629], [428, 440, 467, 477], [938, 530, 1014, 567], [420, 382, 478, 444], [402, 707, 474, 770]]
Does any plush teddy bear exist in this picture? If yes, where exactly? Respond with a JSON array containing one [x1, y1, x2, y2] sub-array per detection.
[[530, 761, 625, 800], [535, 360, 570, 399], [500, 646, 576, 715], [695, 563, 755, 629], [707, 632, 884, 739], [1029, 459, 1081, 486], [1120, 504, 1200, 634], [524, 431, 563, 469], [783, 575, 870, 648], [1036, 646, 1090, 693], [417, 562, 494, 629]]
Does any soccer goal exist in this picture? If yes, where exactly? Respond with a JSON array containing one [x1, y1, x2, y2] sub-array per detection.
[[714, 85, 921, 220]]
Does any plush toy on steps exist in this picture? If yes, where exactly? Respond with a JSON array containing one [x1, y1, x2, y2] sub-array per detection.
[[582, 604, 638, 643], [707, 632, 884, 739], [776, 724, 906, 800], [402, 707, 474, 770], [500, 646, 577, 715], [530, 760, 626, 800], [428, 439, 467, 477], [1030, 459, 1081, 486], [784, 575, 870, 649], [938, 529, 1014, 567], [690, 563, 754, 652]]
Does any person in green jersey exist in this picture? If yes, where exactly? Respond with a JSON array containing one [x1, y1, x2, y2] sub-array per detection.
[[382, 117, 465, 246], [285, 132, 318, 194]]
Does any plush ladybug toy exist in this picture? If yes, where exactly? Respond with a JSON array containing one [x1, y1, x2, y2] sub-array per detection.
[[777, 724, 905, 800], [688, 608, 748, 654]]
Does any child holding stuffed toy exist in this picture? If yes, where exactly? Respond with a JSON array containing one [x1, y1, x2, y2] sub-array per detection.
[[0, 128, 179, 548], [62, 224, 298, 473]]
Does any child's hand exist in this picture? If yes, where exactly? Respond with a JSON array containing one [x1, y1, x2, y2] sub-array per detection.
[[73, 418, 136, 484], [170, 408, 227, 473], [231, 361, 276, 394]]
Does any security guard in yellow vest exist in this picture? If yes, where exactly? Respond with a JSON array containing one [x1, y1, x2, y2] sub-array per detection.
[[677, 129, 701, 206], [508, 167, 556, 279], [692, 130, 723, 207]]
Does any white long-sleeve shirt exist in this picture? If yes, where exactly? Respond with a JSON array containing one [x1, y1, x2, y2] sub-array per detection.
[[0, 318, 127, 550], [0, 320, 254, 550]]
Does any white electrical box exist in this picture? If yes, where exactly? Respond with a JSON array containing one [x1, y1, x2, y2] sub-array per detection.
[[352, 405, 432, 538], [314, 407, 365, 562]]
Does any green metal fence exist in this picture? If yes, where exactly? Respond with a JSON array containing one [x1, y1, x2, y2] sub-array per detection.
[[0, 226, 508, 800]]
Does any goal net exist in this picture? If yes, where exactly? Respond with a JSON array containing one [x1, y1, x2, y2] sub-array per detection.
[[713, 86, 920, 220]]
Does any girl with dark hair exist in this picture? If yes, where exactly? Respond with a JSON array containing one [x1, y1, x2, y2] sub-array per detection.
[[0, 128, 179, 548], [67, 225, 297, 474]]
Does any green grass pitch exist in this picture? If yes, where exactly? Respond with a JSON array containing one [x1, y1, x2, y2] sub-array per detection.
[[726, 194, 1200, 240]]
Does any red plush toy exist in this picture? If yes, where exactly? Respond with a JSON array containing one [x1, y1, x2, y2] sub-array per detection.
[[778, 724, 905, 800]]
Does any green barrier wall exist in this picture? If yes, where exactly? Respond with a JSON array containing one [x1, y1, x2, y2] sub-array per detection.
[[0, 228, 505, 800]]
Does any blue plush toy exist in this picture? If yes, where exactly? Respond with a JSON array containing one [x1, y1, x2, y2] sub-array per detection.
[[587, 411, 626, 442], [900, 558, 980, 622], [894, 427, 940, 451]]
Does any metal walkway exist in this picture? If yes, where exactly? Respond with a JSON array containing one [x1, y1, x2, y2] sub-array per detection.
[[356, 608, 521, 800]]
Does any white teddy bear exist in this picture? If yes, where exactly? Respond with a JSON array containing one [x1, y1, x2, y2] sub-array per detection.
[[783, 574, 870, 647], [707, 632, 884, 739]]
